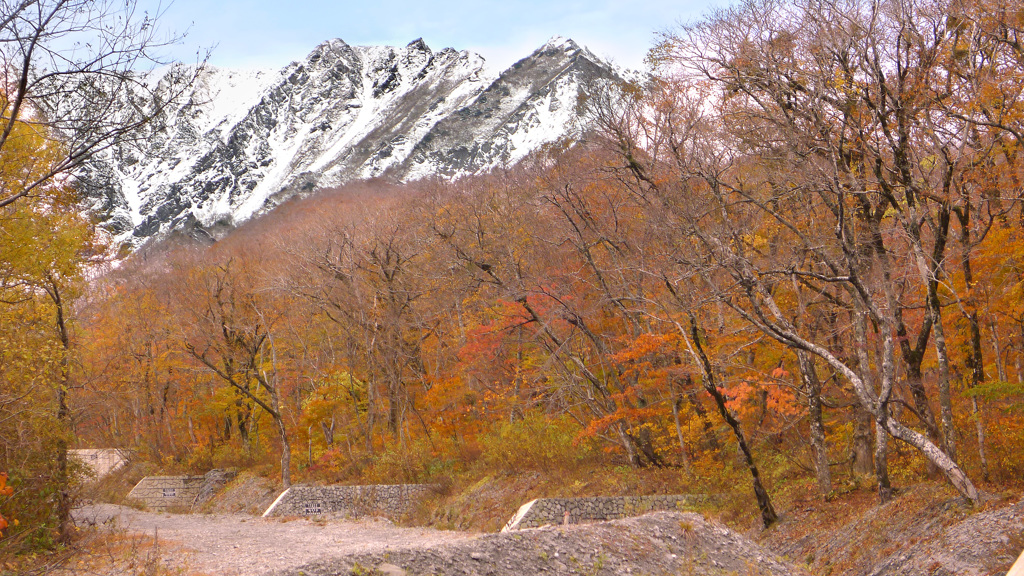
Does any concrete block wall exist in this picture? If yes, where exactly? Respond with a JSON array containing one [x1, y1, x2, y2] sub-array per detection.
[[502, 495, 706, 531], [263, 484, 435, 518]]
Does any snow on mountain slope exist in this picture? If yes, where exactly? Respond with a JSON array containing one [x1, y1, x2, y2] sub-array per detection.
[[402, 37, 617, 179], [78, 37, 619, 245]]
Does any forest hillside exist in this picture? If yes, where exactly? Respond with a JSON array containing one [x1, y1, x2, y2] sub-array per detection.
[[1, 0, 1023, 573]]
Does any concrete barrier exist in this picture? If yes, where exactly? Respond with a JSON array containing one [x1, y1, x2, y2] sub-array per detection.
[[502, 495, 707, 531], [262, 484, 435, 518]]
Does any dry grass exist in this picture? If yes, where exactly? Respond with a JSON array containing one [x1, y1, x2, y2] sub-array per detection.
[[2, 524, 195, 576], [404, 462, 714, 532]]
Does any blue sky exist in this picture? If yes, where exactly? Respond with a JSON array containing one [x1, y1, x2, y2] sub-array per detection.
[[143, 0, 724, 72]]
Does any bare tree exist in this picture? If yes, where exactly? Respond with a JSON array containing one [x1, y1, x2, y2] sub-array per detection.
[[589, 0, 985, 504], [292, 204, 436, 450], [181, 258, 293, 488], [0, 0, 203, 208]]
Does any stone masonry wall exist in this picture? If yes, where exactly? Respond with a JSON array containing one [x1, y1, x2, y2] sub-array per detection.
[[127, 476, 206, 511], [262, 484, 435, 518], [502, 495, 706, 531], [126, 470, 235, 512]]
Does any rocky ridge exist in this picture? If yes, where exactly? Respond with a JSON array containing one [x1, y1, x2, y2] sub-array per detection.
[[78, 36, 618, 245]]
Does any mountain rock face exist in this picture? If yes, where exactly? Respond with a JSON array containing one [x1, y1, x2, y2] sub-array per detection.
[[79, 37, 618, 244]]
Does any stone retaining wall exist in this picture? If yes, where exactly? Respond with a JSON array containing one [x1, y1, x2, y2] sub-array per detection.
[[126, 469, 235, 512], [502, 495, 706, 531], [127, 475, 205, 511], [262, 484, 435, 518]]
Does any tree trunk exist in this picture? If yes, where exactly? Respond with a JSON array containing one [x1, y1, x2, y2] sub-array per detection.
[[366, 370, 376, 455], [261, 355, 291, 488], [875, 419, 893, 503], [796, 350, 831, 497], [48, 276, 74, 545], [616, 424, 641, 467], [781, 310, 980, 505], [970, 395, 988, 483], [276, 413, 292, 489], [892, 232, 941, 472], [957, 206, 989, 481], [55, 385, 72, 545], [686, 318, 777, 528], [882, 416, 979, 503], [852, 310, 892, 502], [851, 409, 874, 478], [904, 205, 956, 461], [672, 397, 693, 473], [320, 417, 335, 446], [387, 360, 403, 437], [265, 386, 291, 489], [989, 319, 1007, 384], [904, 359, 942, 476], [932, 305, 957, 461], [684, 387, 720, 450]]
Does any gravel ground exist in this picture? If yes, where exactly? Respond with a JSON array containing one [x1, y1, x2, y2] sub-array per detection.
[[764, 488, 1024, 576], [279, 511, 805, 576], [74, 506, 802, 576], [281, 511, 804, 576], [74, 504, 480, 576], [864, 496, 1024, 576]]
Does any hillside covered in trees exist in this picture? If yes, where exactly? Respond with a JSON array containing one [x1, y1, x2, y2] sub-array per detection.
[[2, 0, 1024, 569]]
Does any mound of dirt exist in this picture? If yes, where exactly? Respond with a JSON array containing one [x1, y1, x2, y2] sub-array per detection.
[[278, 511, 806, 576], [201, 471, 281, 515], [764, 485, 1024, 576], [857, 496, 1024, 576]]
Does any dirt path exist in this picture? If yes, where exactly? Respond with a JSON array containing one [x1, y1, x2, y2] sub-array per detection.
[[75, 504, 480, 576]]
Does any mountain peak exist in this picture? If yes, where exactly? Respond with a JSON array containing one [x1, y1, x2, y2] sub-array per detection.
[[541, 36, 580, 52], [531, 37, 607, 68], [310, 38, 351, 56], [406, 38, 431, 53], [79, 37, 620, 245]]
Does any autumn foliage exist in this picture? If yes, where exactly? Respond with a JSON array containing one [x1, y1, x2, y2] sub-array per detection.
[[0, 473, 12, 536], [3, 0, 1024, 552]]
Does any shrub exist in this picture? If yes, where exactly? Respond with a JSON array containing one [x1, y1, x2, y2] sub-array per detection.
[[479, 411, 594, 472]]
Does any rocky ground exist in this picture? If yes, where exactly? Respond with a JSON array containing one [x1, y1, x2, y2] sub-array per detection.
[[73, 504, 479, 576], [278, 511, 801, 576], [72, 506, 801, 576], [71, 482, 1024, 576], [764, 485, 1024, 576]]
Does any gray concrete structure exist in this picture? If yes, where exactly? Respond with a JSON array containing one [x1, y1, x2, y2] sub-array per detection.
[[502, 495, 707, 531], [69, 449, 129, 478], [262, 484, 435, 518]]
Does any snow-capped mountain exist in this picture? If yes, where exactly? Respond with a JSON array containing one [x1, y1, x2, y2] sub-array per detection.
[[78, 36, 619, 244]]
